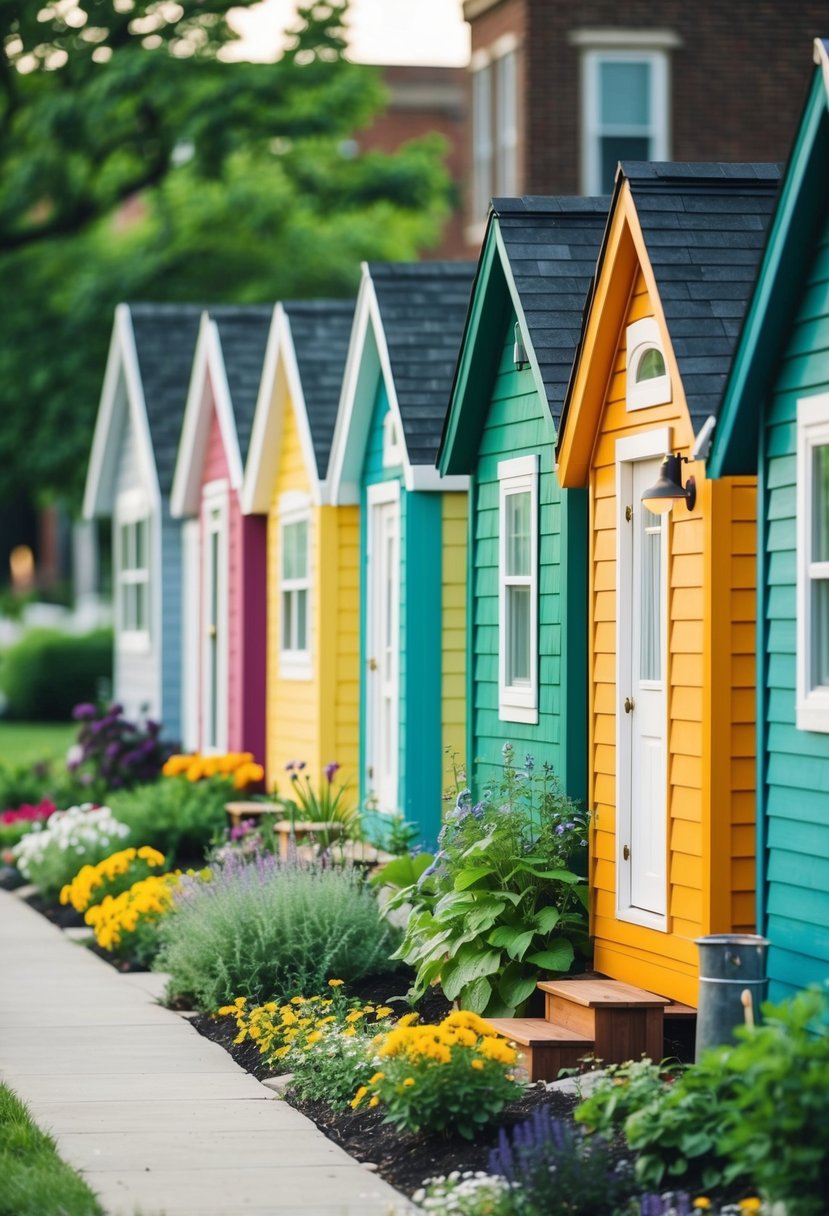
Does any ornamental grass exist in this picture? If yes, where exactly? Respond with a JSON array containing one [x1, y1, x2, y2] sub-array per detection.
[[59, 845, 165, 913], [354, 1009, 525, 1139], [155, 853, 400, 1010]]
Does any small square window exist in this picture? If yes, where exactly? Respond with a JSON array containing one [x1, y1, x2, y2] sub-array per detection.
[[582, 50, 669, 195]]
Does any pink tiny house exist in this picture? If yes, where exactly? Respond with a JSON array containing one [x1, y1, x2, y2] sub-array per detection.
[[171, 307, 271, 760]]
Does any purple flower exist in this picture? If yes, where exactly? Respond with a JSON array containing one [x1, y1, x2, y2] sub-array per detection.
[[524, 753, 535, 773], [324, 761, 340, 783], [297, 761, 306, 771], [72, 702, 97, 721]]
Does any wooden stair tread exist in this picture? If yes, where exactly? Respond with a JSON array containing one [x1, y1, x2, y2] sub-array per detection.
[[486, 1017, 593, 1048], [538, 976, 670, 1008], [664, 1001, 696, 1017]]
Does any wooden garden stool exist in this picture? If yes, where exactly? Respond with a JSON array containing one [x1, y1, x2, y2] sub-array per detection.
[[273, 819, 344, 860], [224, 801, 281, 829]]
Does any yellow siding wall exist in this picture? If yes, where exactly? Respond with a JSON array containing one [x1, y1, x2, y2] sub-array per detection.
[[326, 502, 360, 789], [441, 492, 467, 792], [590, 268, 756, 1006]]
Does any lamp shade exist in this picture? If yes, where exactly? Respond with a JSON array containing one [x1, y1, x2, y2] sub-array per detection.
[[641, 453, 696, 514]]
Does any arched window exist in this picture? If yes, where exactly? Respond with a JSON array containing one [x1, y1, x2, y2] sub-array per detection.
[[627, 317, 672, 410]]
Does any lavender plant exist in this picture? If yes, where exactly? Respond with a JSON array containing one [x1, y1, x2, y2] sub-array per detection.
[[155, 853, 399, 1010], [487, 1105, 634, 1215], [391, 744, 589, 1015]]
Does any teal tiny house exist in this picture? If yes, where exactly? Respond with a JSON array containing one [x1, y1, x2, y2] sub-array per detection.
[[708, 39, 829, 997], [327, 262, 475, 846], [438, 197, 607, 800]]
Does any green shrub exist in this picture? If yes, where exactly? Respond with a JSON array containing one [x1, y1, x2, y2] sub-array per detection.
[[108, 775, 231, 868], [391, 743, 589, 1016], [574, 1058, 683, 1140], [156, 855, 400, 1011], [0, 629, 112, 721]]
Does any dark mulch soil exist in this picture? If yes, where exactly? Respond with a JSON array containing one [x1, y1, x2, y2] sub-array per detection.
[[24, 891, 85, 929], [85, 939, 149, 974]]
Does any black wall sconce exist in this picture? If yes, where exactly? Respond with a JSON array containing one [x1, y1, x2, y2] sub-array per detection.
[[641, 452, 696, 514]]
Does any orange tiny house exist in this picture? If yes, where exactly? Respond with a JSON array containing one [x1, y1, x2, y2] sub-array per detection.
[[556, 163, 779, 1006]]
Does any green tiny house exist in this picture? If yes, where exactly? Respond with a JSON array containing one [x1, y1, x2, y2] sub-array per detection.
[[708, 40, 829, 997], [438, 197, 607, 801]]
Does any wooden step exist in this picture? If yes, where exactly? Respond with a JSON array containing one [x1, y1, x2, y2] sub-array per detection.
[[538, 976, 671, 1008], [538, 976, 671, 1064], [486, 1017, 593, 1083]]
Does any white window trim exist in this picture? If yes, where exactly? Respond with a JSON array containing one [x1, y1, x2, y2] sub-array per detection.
[[498, 453, 539, 724], [202, 479, 229, 755], [115, 489, 151, 654], [615, 428, 671, 933], [581, 48, 669, 196], [626, 317, 672, 411], [495, 47, 519, 196], [796, 393, 829, 733], [278, 491, 313, 681]]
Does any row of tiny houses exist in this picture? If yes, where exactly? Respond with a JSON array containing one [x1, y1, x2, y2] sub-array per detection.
[[83, 41, 829, 1009]]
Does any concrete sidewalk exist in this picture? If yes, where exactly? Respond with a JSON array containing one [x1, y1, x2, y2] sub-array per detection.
[[0, 889, 416, 1216]]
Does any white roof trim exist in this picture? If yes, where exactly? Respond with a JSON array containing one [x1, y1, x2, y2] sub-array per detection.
[[241, 305, 323, 515], [815, 36, 829, 97], [82, 304, 162, 520], [327, 264, 468, 504], [171, 313, 245, 518]]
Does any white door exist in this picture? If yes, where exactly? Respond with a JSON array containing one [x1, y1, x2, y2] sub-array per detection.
[[366, 492, 400, 813], [202, 485, 228, 753], [618, 456, 668, 924]]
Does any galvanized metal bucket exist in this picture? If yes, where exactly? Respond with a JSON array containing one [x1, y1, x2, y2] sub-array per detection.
[[694, 933, 770, 1060]]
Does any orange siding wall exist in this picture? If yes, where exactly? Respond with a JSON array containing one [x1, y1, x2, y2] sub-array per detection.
[[589, 269, 756, 1006]]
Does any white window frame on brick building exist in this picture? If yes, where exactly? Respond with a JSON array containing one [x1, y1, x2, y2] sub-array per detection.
[[470, 34, 520, 230], [572, 30, 679, 196]]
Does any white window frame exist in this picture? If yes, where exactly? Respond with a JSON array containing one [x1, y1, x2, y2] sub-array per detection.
[[581, 48, 669, 196], [201, 479, 229, 755], [498, 453, 538, 724], [114, 489, 151, 653], [279, 491, 312, 681], [626, 317, 672, 411], [796, 393, 829, 733], [382, 411, 404, 468]]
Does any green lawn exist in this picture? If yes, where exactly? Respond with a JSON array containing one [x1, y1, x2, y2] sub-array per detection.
[[0, 721, 75, 767], [0, 1084, 104, 1216]]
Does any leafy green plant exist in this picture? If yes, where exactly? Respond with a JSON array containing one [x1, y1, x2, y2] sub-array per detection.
[[12, 804, 131, 900], [356, 1009, 525, 1139], [156, 854, 400, 1011], [108, 775, 232, 868], [0, 629, 111, 721], [0, 1084, 104, 1216], [574, 1058, 683, 1140], [279, 760, 360, 841], [391, 744, 589, 1015]]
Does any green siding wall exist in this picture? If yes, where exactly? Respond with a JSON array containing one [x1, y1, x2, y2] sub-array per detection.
[[761, 203, 829, 998], [359, 378, 443, 847], [472, 313, 587, 804]]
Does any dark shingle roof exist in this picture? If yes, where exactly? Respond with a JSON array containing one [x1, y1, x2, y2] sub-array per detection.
[[492, 196, 610, 426], [622, 162, 781, 430], [367, 262, 476, 466], [207, 306, 273, 465], [128, 304, 204, 497], [282, 300, 355, 478]]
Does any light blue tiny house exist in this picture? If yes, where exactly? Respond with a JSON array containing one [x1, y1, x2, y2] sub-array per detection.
[[83, 304, 202, 741], [437, 198, 607, 802], [708, 39, 829, 997], [327, 262, 474, 846]]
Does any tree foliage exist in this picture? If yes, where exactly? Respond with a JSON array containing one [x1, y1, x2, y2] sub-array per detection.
[[0, 1, 452, 505]]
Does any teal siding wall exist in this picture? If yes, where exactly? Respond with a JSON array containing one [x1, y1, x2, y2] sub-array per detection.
[[359, 379, 443, 846], [761, 205, 829, 998], [472, 313, 587, 804]]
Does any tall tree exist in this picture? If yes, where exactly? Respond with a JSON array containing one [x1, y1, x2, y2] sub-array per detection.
[[0, 2, 452, 506]]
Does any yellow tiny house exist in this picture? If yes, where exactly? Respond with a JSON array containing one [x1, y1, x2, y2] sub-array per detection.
[[242, 300, 358, 797], [557, 164, 779, 1006]]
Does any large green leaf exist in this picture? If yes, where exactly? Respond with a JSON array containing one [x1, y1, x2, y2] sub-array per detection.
[[498, 963, 539, 1011], [454, 866, 494, 891], [486, 926, 535, 961], [441, 945, 502, 1002], [461, 974, 493, 1013], [434, 890, 475, 920], [535, 906, 561, 934], [525, 941, 575, 972], [370, 852, 434, 889]]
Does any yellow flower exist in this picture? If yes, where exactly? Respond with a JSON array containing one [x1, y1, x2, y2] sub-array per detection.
[[369, 1072, 385, 1084], [396, 1012, 419, 1028], [368, 1095, 380, 1107], [375, 1006, 394, 1019], [470, 1059, 485, 1071], [234, 996, 247, 1009], [402, 1077, 415, 1087], [351, 1086, 368, 1110], [328, 979, 345, 988], [342, 1026, 357, 1038], [345, 1010, 364, 1023], [693, 1201, 711, 1212], [738, 1204, 762, 1214]]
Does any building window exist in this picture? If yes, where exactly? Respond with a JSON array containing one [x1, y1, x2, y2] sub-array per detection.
[[626, 317, 671, 411], [383, 411, 404, 468], [471, 37, 520, 222], [115, 492, 150, 649], [796, 393, 829, 732], [498, 454, 538, 723], [280, 499, 312, 679], [582, 50, 669, 195]]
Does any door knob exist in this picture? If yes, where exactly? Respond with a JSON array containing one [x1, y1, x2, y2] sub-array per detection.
[[207, 624, 217, 638], [367, 657, 378, 671], [624, 696, 635, 713], [623, 844, 630, 860]]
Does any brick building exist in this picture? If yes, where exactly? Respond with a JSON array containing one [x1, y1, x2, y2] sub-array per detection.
[[464, 0, 827, 240]]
